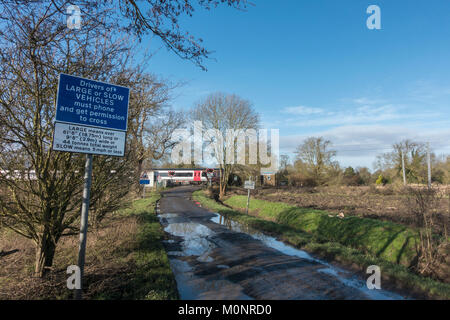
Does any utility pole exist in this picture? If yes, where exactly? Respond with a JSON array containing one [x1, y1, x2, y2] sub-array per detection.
[[427, 142, 432, 188], [401, 149, 407, 186], [75, 154, 93, 300]]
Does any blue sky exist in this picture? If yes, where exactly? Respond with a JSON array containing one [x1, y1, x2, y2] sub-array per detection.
[[139, 0, 450, 169]]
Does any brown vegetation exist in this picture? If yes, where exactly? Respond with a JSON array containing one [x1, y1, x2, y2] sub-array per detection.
[[403, 186, 449, 278], [230, 185, 450, 234], [0, 212, 138, 299]]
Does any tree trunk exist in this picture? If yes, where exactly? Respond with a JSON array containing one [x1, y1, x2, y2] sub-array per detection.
[[135, 158, 144, 193], [137, 158, 144, 177], [34, 234, 56, 277], [219, 182, 226, 199], [219, 168, 229, 200]]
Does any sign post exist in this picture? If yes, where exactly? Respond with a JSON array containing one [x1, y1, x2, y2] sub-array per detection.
[[156, 175, 162, 190], [52, 74, 129, 300], [206, 168, 214, 187], [75, 154, 93, 300], [246, 188, 250, 215], [140, 173, 150, 198], [244, 179, 255, 215]]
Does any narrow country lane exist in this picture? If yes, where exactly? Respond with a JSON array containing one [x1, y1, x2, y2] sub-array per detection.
[[158, 186, 403, 300]]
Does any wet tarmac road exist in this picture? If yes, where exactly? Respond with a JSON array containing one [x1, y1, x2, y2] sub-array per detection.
[[158, 186, 403, 300]]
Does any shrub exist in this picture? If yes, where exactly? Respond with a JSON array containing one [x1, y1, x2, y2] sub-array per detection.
[[375, 174, 389, 185], [287, 173, 317, 187], [403, 186, 448, 277]]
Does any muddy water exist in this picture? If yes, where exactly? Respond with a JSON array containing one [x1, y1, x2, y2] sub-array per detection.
[[158, 211, 252, 300], [210, 213, 404, 300], [157, 187, 405, 300]]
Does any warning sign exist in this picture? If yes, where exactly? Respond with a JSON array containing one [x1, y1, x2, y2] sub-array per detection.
[[52, 73, 129, 157], [53, 122, 126, 156]]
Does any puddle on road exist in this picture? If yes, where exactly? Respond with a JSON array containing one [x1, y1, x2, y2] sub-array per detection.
[[159, 214, 216, 259], [169, 259, 252, 300], [158, 211, 251, 300], [210, 212, 405, 300], [157, 203, 404, 300]]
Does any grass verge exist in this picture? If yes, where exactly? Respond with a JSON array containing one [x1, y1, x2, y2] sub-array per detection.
[[224, 195, 418, 266], [0, 192, 178, 300], [94, 192, 178, 299], [192, 190, 450, 299]]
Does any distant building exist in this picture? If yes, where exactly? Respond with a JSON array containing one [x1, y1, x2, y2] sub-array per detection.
[[260, 169, 276, 186]]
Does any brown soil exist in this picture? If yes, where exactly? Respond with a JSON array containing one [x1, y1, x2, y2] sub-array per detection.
[[228, 185, 450, 234]]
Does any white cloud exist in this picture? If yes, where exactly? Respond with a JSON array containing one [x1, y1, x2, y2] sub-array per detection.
[[272, 94, 449, 168], [352, 97, 386, 105], [283, 102, 442, 128], [279, 125, 450, 169], [282, 105, 323, 115], [408, 80, 450, 103], [285, 104, 403, 127]]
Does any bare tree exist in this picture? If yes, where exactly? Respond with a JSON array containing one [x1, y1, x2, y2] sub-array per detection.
[[191, 92, 259, 198], [145, 111, 185, 162], [294, 137, 336, 185], [376, 139, 428, 183], [0, 2, 136, 276], [121, 69, 184, 181], [0, 0, 247, 277], [279, 155, 290, 172], [19, 0, 249, 70]]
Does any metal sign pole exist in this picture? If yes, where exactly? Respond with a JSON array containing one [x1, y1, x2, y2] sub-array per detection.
[[244, 176, 254, 215], [75, 154, 93, 300], [52, 74, 130, 300], [246, 188, 250, 215]]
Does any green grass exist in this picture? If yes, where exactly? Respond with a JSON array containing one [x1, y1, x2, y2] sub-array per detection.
[[193, 190, 450, 299], [225, 196, 294, 220], [94, 192, 179, 300], [224, 195, 418, 266]]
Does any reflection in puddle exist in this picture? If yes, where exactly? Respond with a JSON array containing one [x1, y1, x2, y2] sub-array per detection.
[[197, 251, 214, 263], [167, 251, 184, 256], [164, 222, 215, 257], [169, 259, 200, 300], [158, 213, 216, 260], [210, 212, 405, 300]]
